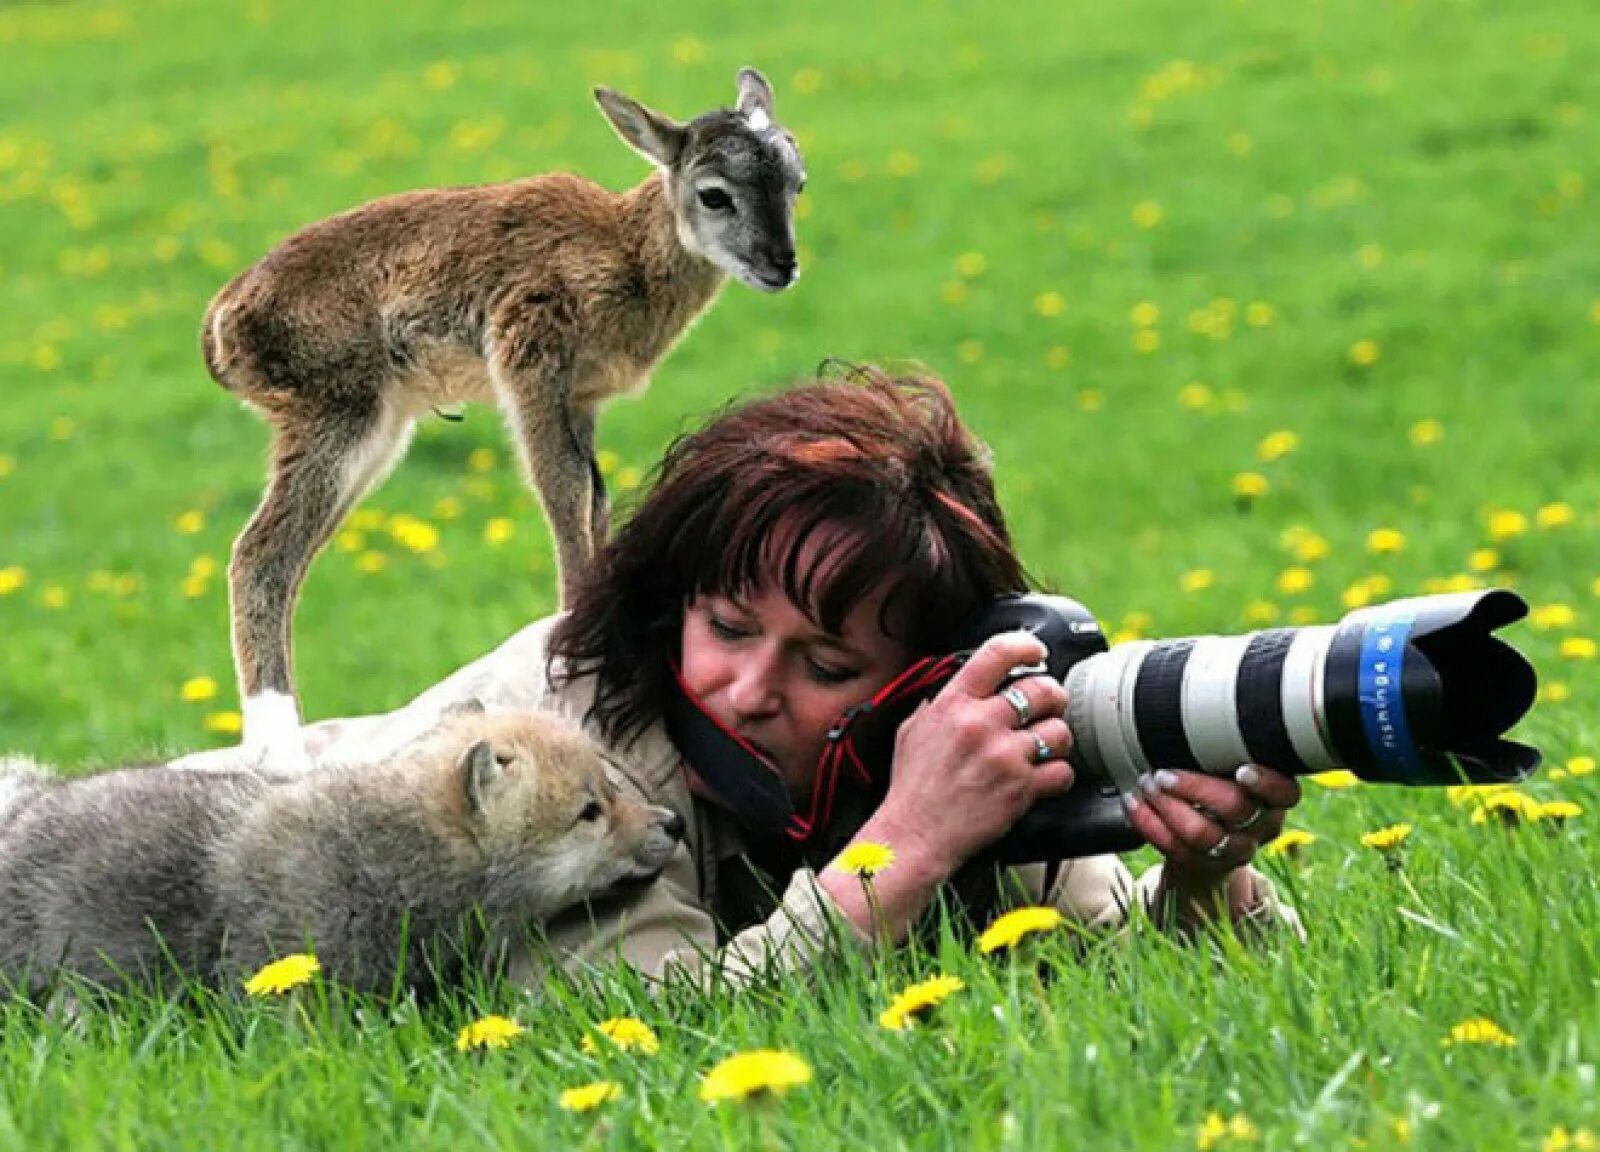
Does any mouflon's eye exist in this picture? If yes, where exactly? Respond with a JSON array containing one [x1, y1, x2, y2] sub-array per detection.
[[578, 801, 603, 822], [697, 187, 733, 212]]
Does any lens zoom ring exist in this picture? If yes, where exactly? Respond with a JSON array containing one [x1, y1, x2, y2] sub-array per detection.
[[1132, 640, 1201, 773], [1235, 629, 1310, 774]]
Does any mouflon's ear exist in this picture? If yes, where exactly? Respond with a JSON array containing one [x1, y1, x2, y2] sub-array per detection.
[[462, 740, 501, 816], [735, 67, 775, 126], [594, 86, 688, 169]]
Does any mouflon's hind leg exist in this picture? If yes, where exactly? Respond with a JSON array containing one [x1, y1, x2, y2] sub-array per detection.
[[230, 400, 415, 776]]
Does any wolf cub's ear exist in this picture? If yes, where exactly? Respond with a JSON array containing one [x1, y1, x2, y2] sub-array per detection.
[[462, 741, 501, 816]]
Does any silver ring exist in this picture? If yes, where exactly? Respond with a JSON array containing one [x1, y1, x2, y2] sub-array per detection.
[[1205, 833, 1233, 861], [1229, 805, 1267, 833], [1000, 685, 1032, 727], [1031, 732, 1052, 764]]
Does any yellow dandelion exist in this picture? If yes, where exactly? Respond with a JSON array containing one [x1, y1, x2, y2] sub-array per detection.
[[793, 67, 822, 95], [886, 150, 920, 178], [1129, 301, 1160, 328], [1471, 790, 1539, 826], [1342, 582, 1374, 609], [940, 280, 968, 306], [1033, 290, 1066, 318], [1348, 338, 1381, 368], [1180, 569, 1214, 593], [482, 518, 515, 547], [581, 1016, 660, 1056], [954, 251, 987, 279], [180, 676, 218, 703], [1532, 800, 1582, 824], [1265, 829, 1316, 859], [1357, 243, 1385, 269], [244, 952, 320, 996], [1046, 345, 1071, 369], [1291, 533, 1331, 564], [1543, 1126, 1600, 1152], [1361, 823, 1412, 852], [1566, 756, 1595, 777], [1132, 200, 1164, 229], [50, 417, 76, 441], [559, 1081, 622, 1113], [1276, 567, 1314, 595], [388, 515, 440, 554], [1367, 528, 1405, 555], [879, 974, 965, 1032], [698, 1049, 813, 1103], [1486, 509, 1527, 541], [1232, 472, 1269, 501], [1559, 636, 1597, 660], [0, 454, 15, 478], [1244, 600, 1279, 625], [436, 494, 464, 520], [1244, 301, 1275, 327], [837, 841, 896, 878], [422, 61, 459, 91], [1178, 382, 1214, 411], [39, 585, 67, 610], [456, 1014, 525, 1052], [175, 510, 205, 535], [1442, 1017, 1516, 1048], [1132, 329, 1161, 354], [1257, 429, 1300, 462], [182, 574, 209, 599], [1447, 783, 1512, 808], [1532, 604, 1576, 630], [357, 550, 388, 574], [1197, 1111, 1259, 1150], [1468, 548, 1500, 573], [958, 339, 984, 364], [1536, 502, 1575, 529], [203, 711, 243, 736], [1409, 418, 1444, 447], [617, 465, 643, 491], [467, 447, 496, 473], [670, 36, 706, 65], [1077, 389, 1103, 412], [1309, 770, 1360, 790], [977, 906, 1064, 954]]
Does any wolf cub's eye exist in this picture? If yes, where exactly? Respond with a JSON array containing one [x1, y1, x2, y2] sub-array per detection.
[[494, 752, 514, 768], [578, 801, 603, 823], [697, 187, 734, 212]]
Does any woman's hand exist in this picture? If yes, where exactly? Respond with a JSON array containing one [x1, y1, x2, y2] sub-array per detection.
[[1125, 764, 1302, 920], [873, 631, 1077, 881]]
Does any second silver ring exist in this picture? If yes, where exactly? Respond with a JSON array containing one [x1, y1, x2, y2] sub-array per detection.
[[1000, 684, 1033, 727]]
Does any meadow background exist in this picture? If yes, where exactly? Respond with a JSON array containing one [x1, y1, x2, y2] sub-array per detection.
[[1, 0, 1597, 1146]]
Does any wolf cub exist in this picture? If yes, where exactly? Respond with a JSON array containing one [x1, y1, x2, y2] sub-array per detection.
[[0, 712, 683, 998]]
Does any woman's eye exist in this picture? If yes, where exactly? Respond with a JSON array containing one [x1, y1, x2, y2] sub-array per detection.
[[807, 660, 857, 685], [708, 615, 747, 641], [697, 187, 734, 212], [578, 801, 603, 823]]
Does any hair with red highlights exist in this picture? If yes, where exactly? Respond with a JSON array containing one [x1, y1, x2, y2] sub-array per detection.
[[549, 364, 1032, 748]]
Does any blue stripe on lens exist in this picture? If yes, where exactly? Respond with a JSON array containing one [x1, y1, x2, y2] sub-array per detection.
[[1357, 606, 1423, 782]]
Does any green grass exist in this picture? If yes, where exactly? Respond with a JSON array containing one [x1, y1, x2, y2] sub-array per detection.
[[0, 0, 1597, 1146]]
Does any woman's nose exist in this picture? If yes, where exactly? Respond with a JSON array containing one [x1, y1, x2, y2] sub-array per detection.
[[724, 647, 782, 718]]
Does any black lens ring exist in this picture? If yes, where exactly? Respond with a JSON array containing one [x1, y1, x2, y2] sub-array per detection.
[[1235, 629, 1310, 774], [1132, 640, 1202, 773]]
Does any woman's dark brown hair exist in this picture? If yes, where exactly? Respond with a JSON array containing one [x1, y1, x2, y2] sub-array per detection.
[[549, 364, 1032, 749]]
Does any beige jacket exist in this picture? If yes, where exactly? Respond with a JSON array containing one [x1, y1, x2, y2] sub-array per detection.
[[179, 616, 1299, 986]]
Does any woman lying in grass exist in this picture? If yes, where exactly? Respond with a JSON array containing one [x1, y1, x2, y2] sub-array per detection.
[[183, 365, 1304, 986]]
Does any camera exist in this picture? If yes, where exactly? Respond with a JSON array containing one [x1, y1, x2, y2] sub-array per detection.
[[943, 589, 1541, 862]]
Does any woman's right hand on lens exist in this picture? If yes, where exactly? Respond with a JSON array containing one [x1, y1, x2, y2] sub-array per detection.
[[879, 631, 1076, 878]]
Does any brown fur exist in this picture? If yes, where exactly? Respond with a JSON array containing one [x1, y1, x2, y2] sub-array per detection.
[[203, 69, 805, 770]]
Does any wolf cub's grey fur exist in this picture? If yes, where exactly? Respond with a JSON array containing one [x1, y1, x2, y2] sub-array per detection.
[[0, 712, 683, 998]]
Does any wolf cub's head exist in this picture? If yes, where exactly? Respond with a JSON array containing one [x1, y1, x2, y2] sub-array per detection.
[[445, 712, 684, 920]]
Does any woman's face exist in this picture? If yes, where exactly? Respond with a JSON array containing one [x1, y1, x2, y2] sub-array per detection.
[[680, 581, 911, 799]]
